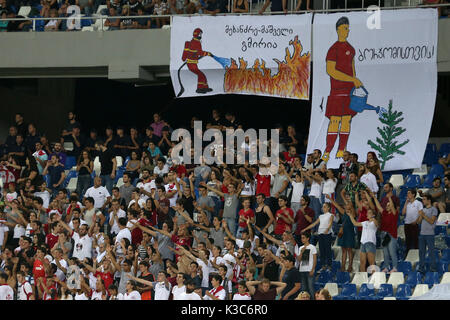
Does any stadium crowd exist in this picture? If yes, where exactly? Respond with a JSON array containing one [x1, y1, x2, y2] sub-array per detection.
[[0, 0, 448, 32], [0, 110, 449, 300]]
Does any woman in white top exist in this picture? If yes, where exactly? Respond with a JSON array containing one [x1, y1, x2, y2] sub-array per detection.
[[300, 202, 334, 271], [304, 170, 324, 221], [122, 281, 141, 300], [323, 169, 337, 204], [346, 205, 379, 272], [286, 172, 305, 219]]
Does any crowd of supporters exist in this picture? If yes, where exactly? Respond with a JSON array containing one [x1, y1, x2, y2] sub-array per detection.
[[0, 110, 448, 300], [0, 0, 448, 32]]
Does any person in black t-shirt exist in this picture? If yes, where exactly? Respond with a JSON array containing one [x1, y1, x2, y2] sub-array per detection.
[[114, 127, 132, 159], [85, 129, 100, 158], [61, 124, 85, 159], [280, 254, 301, 300], [95, 142, 117, 194], [14, 113, 28, 138], [142, 126, 160, 153], [8, 134, 27, 166]]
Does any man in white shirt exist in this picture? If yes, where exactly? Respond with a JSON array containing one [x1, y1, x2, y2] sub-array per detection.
[[59, 218, 93, 260], [164, 171, 179, 208], [115, 217, 132, 257], [109, 199, 127, 236], [359, 165, 379, 194], [203, 274, 226, 300], [402, 189, 423, 253], [17, 271, 34, 300], [84, 177, 111, 210], [153, 271, 171, 300], [51, 248, 68, 281], [171, 273, 186, 300], [154, 159, 169, 177], [0, 273, 14, 300], [136, 169, 156, 202], [177, 280, 201, 300]]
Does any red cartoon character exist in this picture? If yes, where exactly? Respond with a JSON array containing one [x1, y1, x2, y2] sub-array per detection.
[[180, 28, 213, 95]]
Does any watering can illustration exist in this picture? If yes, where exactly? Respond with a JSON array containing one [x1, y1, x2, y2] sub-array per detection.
[[349, 86, 387, 118]]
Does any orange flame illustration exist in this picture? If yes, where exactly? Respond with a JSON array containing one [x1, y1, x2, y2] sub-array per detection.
[[224, 36, 310, 99]]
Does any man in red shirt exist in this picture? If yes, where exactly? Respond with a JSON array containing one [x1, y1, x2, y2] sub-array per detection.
[[255, 165, 271, 204], [33, 246, 47, 298], [274, 196, 295, 236], [294, 195, 315, 244], [45, 222, 61, 250], [322, 17, 362, 163], [237, 198, 255, 238]]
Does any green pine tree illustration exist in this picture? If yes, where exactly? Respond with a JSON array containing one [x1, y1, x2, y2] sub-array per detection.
[[367, 100, 410, 170]]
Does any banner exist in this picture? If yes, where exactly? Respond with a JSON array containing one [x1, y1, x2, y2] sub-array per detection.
[[170, 14, 311, 99], [307, 8, 437, 171]]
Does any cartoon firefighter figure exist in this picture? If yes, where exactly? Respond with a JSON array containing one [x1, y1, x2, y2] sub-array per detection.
[[181, 28, 213, 94], [321, 17, 386, 163]]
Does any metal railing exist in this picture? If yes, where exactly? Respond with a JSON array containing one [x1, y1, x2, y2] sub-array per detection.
[[0, 2, 448, 32]]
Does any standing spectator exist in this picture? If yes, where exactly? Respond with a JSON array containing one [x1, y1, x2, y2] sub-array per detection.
[[42, 155, 66, 197], [340, 172, 367, 207], [402, 189, 422, 254], [236, 198, 255, 238], [273, 196, 294, 237], [359, 164, 379, 195], [380, 183, 400, 211], [62, 125, 84, 159], [417, 194, 438, 274], [8, 134, 26, 166], [322, 169, 337, 213], [327, 194, 355, 272], [304, 170, 324, 220], [32, 142, 48, 176], [279, 255, 301, 300], [49, 142, 67, 168], [59, 218, 93, 260], [14, 113, 28, 138], [295, 232, 316, 299], [293, 195, 315, 245], [84, 177, 111, 211], [419, 177, 445, 210], [0, 272, 14, 300], [76, 150, 93, 198], [254, 193, 274, 237], [25, 123, 40, 154], [438, 174, 450, 213], [119, 173, 135, 207], [269, 163, 289, 214], [150, 113, 167, 138], [346, 201, 379, 272], [286, 172, 304, 216], [301, 203, 334, 271], [95, 142, 117, 195], [366, 152, 383, 186], [375, 193, 398, 273]]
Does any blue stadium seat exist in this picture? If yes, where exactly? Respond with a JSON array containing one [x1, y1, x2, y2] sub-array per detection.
[[435, 226, 447, 236], [358, 284, 376, 300], [376, 284, 394, 299], [439, 143, 450, 156], [43, 174, 51, 186], [426, 143, 437, 153], [122, 156, 131, 169], [441, 249, 450, 264], [395, 284, 412, 300], [337, 284, 357, 300], [423, 146, 439, 166], [429, 164, 444, 178], [63, 170, 78, 188], [425, 249, 440, 263], [421, 173, 438, 188], [405, 271, 422, 287], [423, 272, 440, 287], [446, 236, 450, 248], [336, 271, 351, 287], [397, 261, 412, 274], [403, 174, 421, 189], [331, 261, 341, 274], [398, 188, 408, 201], [437, 262, 449, 275], [65, 156, 77, 170], [316, 270, 333, 287]]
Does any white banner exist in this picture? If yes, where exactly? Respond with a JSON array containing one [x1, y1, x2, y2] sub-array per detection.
[[170, 14, 311, 99], [307, 8, 437, 171]]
